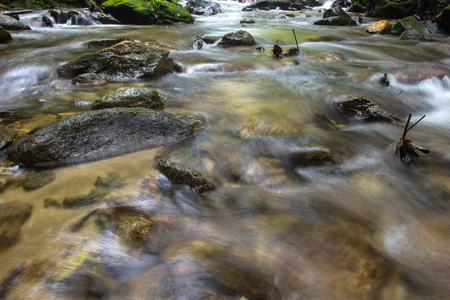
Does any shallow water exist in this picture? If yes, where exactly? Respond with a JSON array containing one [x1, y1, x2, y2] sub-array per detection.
[[1, 1, 450, 299]]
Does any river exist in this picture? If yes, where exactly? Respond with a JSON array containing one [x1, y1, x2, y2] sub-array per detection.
[[1, 1, 450, 299]]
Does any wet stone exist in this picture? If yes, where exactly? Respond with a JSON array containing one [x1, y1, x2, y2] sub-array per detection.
[[22, 170, 56, 191], [116, 216, 154, 248], [394, 67, 448, 84], [72, 73, 106, 86], [44, 198, 62, 209], [158, 160, 215, 194], [366, 20, 392, 34], [218, 30, 256, 47], [62, 188, 108, 209], [86, 38, 129, 49], [335, 95, 399, 123], [289, 147, 337, 167]]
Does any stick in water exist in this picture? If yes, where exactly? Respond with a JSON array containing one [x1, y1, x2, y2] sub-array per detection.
[[292, 29, 299, 51]]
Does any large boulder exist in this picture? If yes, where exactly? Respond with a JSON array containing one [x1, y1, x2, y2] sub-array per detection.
[[101, 0, 194, 25], [57, 52, 173, 81], [391, 16, 432, 41], [0, 25, 12, 43], [370, 0, 418, 19], [335, 96, 399, 123], [7, 108, 204, 168], [0, 14, 31, 30], [186, 0, 222, 16], [436, 5, 450, 33], [0, 202, 33, 248], [92, 87, 164, 110], [218, 30, 256, 47]]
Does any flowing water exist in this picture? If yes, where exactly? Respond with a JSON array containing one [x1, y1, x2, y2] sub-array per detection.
[[1, 1, 450, 299]]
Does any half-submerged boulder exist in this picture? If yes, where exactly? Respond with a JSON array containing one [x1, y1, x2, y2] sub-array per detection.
[[436, 6, 450, 33], [391, 16, 432, 41], [186, 0, 222, 16], [335, 96, 399, 123], [57, 52, 173, 81], [92, 87, 164, 110], [102, 0, 195, 25], [0, 26, 12, 44], [158, 159, 215, 193], [7, 108, 204, 168], [218, 30, 256, 47], [0, 14, 31, 30], [394, 67, 448, 84]]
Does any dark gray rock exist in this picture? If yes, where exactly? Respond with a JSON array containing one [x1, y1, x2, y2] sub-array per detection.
[[158, 159, 215, 193], [218, 30, 256, 47], [92, 87, 164, 110], [0, 14, 31, 30], [57, 52, 173, 81], [313, 16, 357, 26], [186, 0, 222, 15], [335, 96, 399, 123], [7, 108, 204, 168], [0, 202, 32, 248]]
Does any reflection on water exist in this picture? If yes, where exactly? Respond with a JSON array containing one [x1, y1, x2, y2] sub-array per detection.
[[1, 1, 450, 299]]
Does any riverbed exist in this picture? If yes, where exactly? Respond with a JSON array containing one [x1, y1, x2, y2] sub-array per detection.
[[1, 1, 450, 299]]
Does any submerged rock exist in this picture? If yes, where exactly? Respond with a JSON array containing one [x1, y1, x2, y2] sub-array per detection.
[[186, 0, 222, 16], [335, 96, 399, 123], [158, 160, 215, 193], [289, 147, 337, 167], [94, 172, 126, 189], [102, 0, 194, 25], [22, 170, 56, 191], [366, 20, 392, 34], [394, 67, 448, 84], [391, 16, 432, 41], [7, 108, 204, 168], [0, 202, 33, 248], [62, 188, 108, 209], [242, 0, 321, 11], [0, 14, 31, 30], [57, 52, 173, 81], [218, 30, 256, 47], [92, 87, 164, 110], [0, 26, 12, 44]]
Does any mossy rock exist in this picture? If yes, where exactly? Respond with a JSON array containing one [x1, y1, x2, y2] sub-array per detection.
[[102, 0, 195, 25], [57, 52, 173, 81], [391, 16, 432, 41], [92, 87, 164, 110], [373, 0, 418, 19], [22, 170, 56, 191], [7, 108, 204, 168], [158, 159, 215, 193], [116, 215, 154, 248]]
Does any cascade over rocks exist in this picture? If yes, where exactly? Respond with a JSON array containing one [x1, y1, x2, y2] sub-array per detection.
[[218, 30, 256, 47], [48, 9, 121, 25], [0, 13, 30, 30], [57, 52, 173, 81], [7, 108, 204, 168], [92, 87, 164, 110], [101, 0, 194, 25], [242, 0, 322, 11], [186, 0, 222, 15]]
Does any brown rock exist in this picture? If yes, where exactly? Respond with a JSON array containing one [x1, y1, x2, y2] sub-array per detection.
[[0, 26, 12, 44], [366, 20, 392, 34], [395, 67, 448, 84]]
